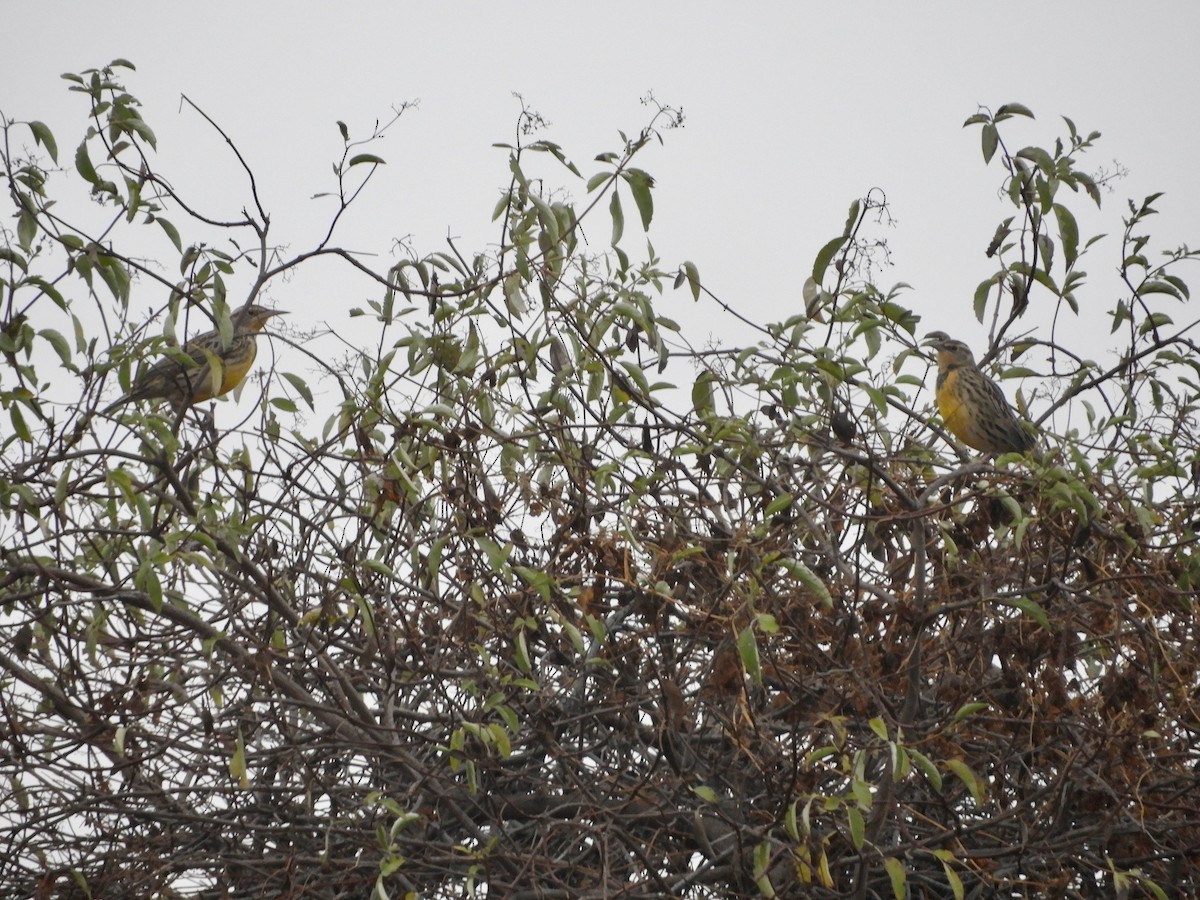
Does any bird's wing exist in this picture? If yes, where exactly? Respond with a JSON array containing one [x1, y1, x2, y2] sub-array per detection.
[[981, 373, 1019, 417], [129, 344, 214, 401]]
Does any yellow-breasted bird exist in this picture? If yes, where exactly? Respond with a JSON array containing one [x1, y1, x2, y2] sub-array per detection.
[[925, 331, 1036, 454], [105, 304, 286, 413]]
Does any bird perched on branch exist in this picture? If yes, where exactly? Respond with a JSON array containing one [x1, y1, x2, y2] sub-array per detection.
[[105, 304, 286, 413], [924, 331, 1036, 454]]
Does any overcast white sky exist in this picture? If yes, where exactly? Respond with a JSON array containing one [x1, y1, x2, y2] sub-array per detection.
[[4, 2, 1199, 396]]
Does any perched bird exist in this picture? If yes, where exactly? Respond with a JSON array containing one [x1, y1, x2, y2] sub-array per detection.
[[924, 331, 1036, 454], [105, 304, 285, 413]]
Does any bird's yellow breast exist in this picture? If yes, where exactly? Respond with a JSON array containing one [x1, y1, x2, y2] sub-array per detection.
[[215, 338, 257, 398], [935, 367, 967, 431], [935, 366, 988, 451]]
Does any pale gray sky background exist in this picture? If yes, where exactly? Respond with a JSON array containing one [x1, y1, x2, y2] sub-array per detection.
[[4, 2, 1199, 399]]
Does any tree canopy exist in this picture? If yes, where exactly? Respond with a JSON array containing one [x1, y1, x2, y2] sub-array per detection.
[[2, 62, 1199, 898]]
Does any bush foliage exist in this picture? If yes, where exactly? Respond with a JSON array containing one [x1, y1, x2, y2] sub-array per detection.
[[2, 62, 1199, 898]]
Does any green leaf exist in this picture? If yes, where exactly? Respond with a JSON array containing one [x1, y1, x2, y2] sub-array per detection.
[[95, 256, 131, 303], [1053, 204, 1079, 270], [952, 702, 988, 723], [1029, 266, 1060, 296], [528, 192, 559, 244], [337, 120, 349, 141], [0, 246, 28, 271], [737, 624, 761, 686], [514, 628, 531, 675], [1001, 595, 1050, 629], [136, 558, 163, 609], [624, 168, 654, 230], [155, 217, 182, 252], [229, 731, 249, 788], [362, 558, 396, 578], [609, 190, 624, 246], [354, 593, 378, 639], [613, 245, 629, 273], [1140, 281, 1183, 301], [946, 758, 985, 806], [843, 199, 862, 236], [281, 372, 315, 410], [981, 123, 999, 164], [348, 153, 386, 167], [847, 806, 865, 850], [1001, 367, 1038, 379], [996, 102, 1035, 119], [884, 857, 906, 900], [681, 261, 701, 301], [1015, 145, 1053, 173], [1075, 171, 1102, 207], [618, 360, 650, 397], [937, 854, 965, 900], [530, 139, 582, 177], [752, 840, 776, 897], [812, 236, 847, 285], [120, 117, 157, 149], [1162, 274, 1190, 300], [908, 749, 943, 791], [74, 142, 99, 184], [765, 493, 794, 517], [782, 558, 834, 609], [488, 722, 512, 758], [784, 800, 800, 841], [10, 405, 32, 442], [1037, 233, 1055, 272], [29, 121, 58, 163], [39, 329, 73, 368], [503, 272, 527, 319], [474, 535, 512, 572], [691, 371, 715, 416], [16, 211, 36, 253]]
